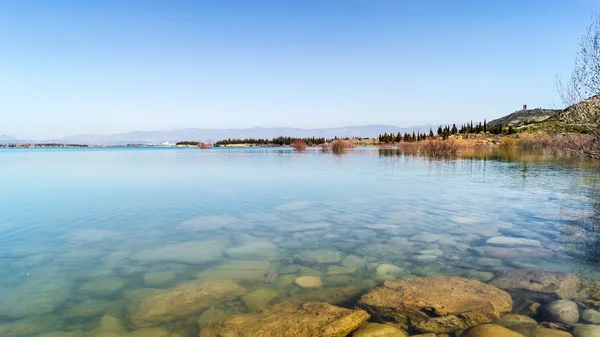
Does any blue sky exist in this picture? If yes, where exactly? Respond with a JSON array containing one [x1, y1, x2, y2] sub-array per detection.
[[1, 0, 598, 139]]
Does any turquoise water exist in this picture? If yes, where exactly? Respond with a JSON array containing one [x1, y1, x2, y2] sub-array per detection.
[[0, 147, 598, 336]]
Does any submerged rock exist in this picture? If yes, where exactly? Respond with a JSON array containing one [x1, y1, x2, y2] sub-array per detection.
[[539, 300, 580, 324], [355, 276, 512, 334], [351, 322, 408, 337], [295, 276, 323, 289], [130, 241, 227, 265], [195, 260, 270, 282], [326, 265, 356, 275], [0, 275, 72, 318], [81, 277, 126, 298], [126, 279, 246, 328], [293, 250, 341, 265], [374, 264, 407, 281], [574, 324, 600, 337], [180, 215, 238, 231], [462, 324, 525, 337], [582, 309, 600, 324], [199, 301, 369, 337], [142, 270, 176, 287], [0, 315, 63, 337], [224, 241, 280, 260], [241, 288, 281, 312], [489, 270, 581, 304], [486, 236, 542, 248]]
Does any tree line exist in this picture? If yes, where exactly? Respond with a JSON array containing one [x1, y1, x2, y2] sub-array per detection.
[[378, 120, 516, 143], [214, 136, 368, 147]]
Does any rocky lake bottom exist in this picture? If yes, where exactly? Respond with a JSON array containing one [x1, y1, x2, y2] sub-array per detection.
[[1, 148, 600, 336]]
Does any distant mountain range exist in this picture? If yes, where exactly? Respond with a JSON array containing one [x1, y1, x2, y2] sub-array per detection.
[[29, 125, 435, 145], [0, 134, 15, 141]]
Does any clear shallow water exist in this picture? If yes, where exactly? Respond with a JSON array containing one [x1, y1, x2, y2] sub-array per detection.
[[0, 147, 598, 336]]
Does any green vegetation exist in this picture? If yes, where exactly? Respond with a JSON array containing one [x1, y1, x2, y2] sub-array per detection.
[[213, 136, 371, 147]]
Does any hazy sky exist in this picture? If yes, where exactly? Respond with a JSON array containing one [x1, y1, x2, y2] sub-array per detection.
[[1, 0, 599, 139]]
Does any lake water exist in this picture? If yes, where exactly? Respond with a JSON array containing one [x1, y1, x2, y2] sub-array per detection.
[[0, 147, 599, 336]]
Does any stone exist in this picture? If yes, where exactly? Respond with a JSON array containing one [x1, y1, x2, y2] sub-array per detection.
[[198, 307, 231, 328], [224, 241, 280, 259], [295, 276, 323, 289], [414, 255, 438, 262], [341, 255, 367, 269], [143, 270, 176, 287], [539, 300, 580, 324], [275, 222, 332, 233], [276, 274, 297, 289], [356, 277, 512, 334], [130, 241, 226, 264], [241, 288, 280, 312], [462, 324, 526, 337], [410, 233, 450, 243], [0, 315, 63, 337], [0, 275, 72, 318], [574, 324, 600, 337], [198, 301, 369, 337], [463, 270, 495, 282], [131, 327, 170, 337], [534, 328, 573, 337], [582, 309, 600, 324], [351, 322, 408, 337], [288, 280, 375, 305], [326, 265, 357, 275], [492, 314, 538, 328], [180, 215, 237, 231], [323, 275, 352, 287], [375, 264, 406, 281], [486, 236, 542, 248], [126, 279, 246, 328], [36, 332, 84, 337], [489, 270, 581, 304], [81, 277, 126, 298], [294, 250, 341, 265], [410, 334, 436, 337], [195, 260, 270, 282]]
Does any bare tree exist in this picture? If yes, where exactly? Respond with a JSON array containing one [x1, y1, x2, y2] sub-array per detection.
[[559, 16, 600, 158]]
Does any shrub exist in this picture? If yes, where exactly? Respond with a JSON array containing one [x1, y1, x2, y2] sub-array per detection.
[[420, 139, 462, 156], [330, 139, 352, 154], [291, 140, 307, 151], [499, 137, 517, 150]]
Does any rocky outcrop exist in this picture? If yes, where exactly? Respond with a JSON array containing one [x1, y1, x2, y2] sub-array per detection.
[[199, 302, 369, 337], [355, 277, 512, 334], [489, 270, 581, 304], [126, 279, 246, 328]]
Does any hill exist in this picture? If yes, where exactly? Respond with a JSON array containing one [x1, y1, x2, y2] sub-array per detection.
[[488, 108, 562, 126]]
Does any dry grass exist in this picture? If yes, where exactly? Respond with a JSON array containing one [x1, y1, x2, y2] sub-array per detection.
[[420, 139, 463, 156], [499, 137, 518, 150], [291, 140, 307, 151]]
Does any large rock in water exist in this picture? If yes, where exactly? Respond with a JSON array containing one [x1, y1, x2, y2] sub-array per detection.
[[199, 302, 369, 337], [355, 277, 512, 334], [489, 270, 581, 304], [126, 279, 246, 328]]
